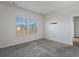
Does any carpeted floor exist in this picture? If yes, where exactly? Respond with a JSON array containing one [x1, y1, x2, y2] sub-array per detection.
[[0, 38, 79, 57]]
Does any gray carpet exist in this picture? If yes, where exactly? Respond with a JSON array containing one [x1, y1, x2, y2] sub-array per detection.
[[0, 38, 79, 57]]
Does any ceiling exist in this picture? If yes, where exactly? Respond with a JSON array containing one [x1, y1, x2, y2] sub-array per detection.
[[8, 1, 79, 15]]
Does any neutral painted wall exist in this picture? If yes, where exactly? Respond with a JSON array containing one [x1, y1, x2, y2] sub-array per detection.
[[0, 3, 44, 48], [74, 16, 79, 37], [45, 6, 79, 45]]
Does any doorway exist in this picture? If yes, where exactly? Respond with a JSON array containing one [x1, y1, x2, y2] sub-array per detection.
[[73, 16, 79, 47]]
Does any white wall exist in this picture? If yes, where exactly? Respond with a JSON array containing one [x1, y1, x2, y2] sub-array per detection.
[[45, 6, 79, 45], [0, 3, 44, 48], [74, 16, 79, 37]]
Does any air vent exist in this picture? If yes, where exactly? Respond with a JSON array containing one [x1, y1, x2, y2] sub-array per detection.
[[50, 22, 57, 24]]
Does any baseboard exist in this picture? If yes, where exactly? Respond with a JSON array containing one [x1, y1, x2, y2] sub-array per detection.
[[0, 38, 44, 49], [45, 37, 72, 46]]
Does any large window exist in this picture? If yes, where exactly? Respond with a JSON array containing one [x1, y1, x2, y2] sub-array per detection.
[[16, 16, 37, 36]]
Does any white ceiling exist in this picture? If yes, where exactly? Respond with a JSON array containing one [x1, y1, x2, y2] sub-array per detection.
[[8, 1, 79, 15]]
